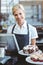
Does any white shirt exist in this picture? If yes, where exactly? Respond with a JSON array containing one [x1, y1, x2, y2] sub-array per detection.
[[7, 21, 38, 44]]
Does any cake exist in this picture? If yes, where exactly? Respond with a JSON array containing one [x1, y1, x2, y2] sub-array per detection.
[[38, 53, 43, 62], [30, 54, 39, 62], [30, 53, 43, 62], [23, 45, 39, 54]]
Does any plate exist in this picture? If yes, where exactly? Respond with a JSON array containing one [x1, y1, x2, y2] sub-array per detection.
[[26, 56, 43, 64], [18, 50, 42, 56], [18, 50, 30, 56]]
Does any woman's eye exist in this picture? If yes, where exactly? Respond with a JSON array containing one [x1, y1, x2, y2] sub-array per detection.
[[14, 13, 22, 16], [19, 13, 22, 15], [14, 14, 17, 16]]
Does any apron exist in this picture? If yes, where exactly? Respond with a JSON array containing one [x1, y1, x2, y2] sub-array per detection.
[[12, 24, 29, 50]]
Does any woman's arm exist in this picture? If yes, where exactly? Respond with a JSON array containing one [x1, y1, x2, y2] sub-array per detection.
[[31, 38, 36, 45]]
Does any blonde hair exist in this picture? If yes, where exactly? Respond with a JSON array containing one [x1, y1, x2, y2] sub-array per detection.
[[12, 4, 25, 15]]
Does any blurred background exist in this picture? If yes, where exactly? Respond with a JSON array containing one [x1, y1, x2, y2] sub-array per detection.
[[0, 0, 43, 27]]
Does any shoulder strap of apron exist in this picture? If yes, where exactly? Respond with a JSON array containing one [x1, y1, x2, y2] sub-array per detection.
[[12, 24, 20, 51], [12, 24, 16, 34], [27, 24, 29, 44], [27, 24, 29, 34], [12, 23, 29, 34]]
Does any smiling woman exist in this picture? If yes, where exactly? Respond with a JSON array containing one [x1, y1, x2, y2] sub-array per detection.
[[7, 4, 38, 50]]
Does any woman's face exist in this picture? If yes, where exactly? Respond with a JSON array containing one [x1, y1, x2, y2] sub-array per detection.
[[13, 9, 25, 25]]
